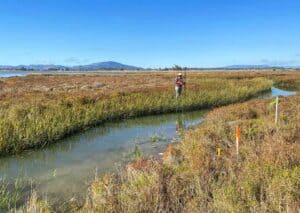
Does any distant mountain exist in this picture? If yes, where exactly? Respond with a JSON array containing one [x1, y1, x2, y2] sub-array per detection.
[[0, 65, 14, 70], [220, 65, 287, 69], [71, 61, 141, 70], [1, 62, 299, 71], [0, 61, 142, 71], [0, 64, 66, 71]]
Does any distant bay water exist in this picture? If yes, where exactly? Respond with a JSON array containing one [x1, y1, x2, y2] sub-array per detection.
[[0, 71, 28, 78]]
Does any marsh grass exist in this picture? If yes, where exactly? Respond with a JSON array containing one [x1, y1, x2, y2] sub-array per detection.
[[0, 76, 272, 155], [131, 145, 143, 161], [3, 71, 299, 212], [84, 94, 300, 212], [0, 176, 33, 212], [149, 133, 167, 144], [14, 191, 51, 213]]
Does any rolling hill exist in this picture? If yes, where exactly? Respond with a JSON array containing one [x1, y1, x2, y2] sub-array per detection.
[[0, 61, 142, 71]]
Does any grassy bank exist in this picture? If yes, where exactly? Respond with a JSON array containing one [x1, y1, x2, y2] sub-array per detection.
[[0, 74, 272, 155], [0, 177, 38, 212], [85, 94, 300, 212]]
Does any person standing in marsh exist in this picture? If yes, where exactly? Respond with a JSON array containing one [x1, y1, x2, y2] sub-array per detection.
[[175, 73, 185, 98]]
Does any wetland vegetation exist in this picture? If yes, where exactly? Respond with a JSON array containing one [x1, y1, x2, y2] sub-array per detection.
[[85, 84, 300, 212], [0, 70, 299, 212], [0, 72, 273, 155]]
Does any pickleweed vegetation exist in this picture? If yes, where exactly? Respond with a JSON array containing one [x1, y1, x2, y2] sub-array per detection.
[[0, 73, 273, 155]]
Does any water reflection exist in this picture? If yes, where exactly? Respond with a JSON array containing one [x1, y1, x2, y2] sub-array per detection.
[[176, 116, 184, 132], [0, 110, 206, 203]]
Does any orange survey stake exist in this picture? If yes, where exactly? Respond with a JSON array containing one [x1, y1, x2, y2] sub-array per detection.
[[236, 127, 241, 145], [236, 127, 241, 156]]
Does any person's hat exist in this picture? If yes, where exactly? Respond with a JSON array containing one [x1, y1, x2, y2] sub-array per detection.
[[178, 73, 182, 76]]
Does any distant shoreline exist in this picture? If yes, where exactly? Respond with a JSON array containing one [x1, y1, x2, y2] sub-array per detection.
[[0, 68, 299, 75]]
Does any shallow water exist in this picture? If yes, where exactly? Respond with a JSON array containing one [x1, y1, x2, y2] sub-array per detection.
[[257, 86, 298, 99], [0, 71, 27, 78], [271, 86, 298, 97], [0, 86, 297, 205], [0, 110, 205, 203]]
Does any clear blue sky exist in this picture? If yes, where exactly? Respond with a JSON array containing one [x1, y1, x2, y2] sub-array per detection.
[[0, 0, 300, 68]]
